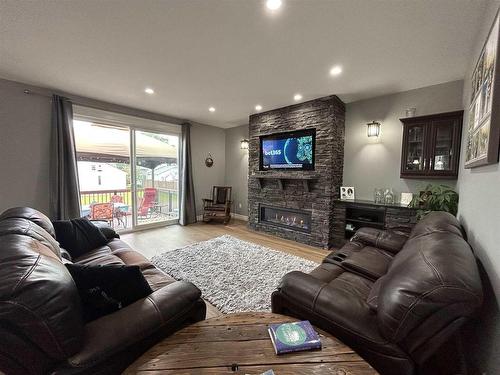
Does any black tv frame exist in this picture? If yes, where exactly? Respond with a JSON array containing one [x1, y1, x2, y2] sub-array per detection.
[[259, 128, 316, 171]]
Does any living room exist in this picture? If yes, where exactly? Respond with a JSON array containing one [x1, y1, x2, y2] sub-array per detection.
[[0, 1, 499, 374]]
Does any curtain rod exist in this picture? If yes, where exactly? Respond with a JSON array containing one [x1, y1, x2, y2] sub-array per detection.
[[23, 89, 53, 98], [23, 88, 184, 126], [23, 89, 73, 103]]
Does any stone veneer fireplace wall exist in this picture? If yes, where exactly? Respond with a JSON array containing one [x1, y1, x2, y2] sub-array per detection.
[[248, 95, 346, 249]]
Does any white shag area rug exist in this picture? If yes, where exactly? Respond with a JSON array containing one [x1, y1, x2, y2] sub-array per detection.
[[151, 235, 318, 313]]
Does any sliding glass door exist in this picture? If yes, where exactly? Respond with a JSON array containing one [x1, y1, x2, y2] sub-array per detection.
[[134, 130, 179, 227], [73, 115, 180, 231], [74, 120, 132, 229]]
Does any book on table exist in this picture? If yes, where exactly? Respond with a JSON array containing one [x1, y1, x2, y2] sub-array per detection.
[[268, 320, 321, 355]]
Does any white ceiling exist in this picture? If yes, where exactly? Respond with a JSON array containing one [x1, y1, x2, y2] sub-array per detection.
[[0, 0, 487, 128]]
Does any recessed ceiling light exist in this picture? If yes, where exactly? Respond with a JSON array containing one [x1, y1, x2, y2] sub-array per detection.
[[294, 94, 303, 101], [209, 107, 216, 112], [330, 65, 343, 76], [266, 0, 282, 10], [255, 105, 263, 111], [144, 87, 155, 94]]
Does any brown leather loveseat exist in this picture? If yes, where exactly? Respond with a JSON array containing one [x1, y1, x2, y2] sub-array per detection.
[[272, 211, 483, 375], [0, 207, 206, 375]]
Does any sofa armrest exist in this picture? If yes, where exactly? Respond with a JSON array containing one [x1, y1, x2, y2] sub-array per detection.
[[275, 271, 328, 311], [352, 227, 408, 254], [59, 281, 202, 370]]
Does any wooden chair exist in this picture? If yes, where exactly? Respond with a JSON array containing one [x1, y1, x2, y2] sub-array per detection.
[[202, 186, 232, 224]]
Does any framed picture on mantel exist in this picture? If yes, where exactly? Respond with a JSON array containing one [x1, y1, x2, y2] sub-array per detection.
[[465, 10, 500, 168]]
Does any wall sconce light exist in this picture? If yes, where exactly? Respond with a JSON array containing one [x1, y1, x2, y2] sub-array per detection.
[[367, 121, 381, 137], [240, 139, 249, 149]]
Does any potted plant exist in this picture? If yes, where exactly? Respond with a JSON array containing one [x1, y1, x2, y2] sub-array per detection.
[[409, 184, 459, 220]]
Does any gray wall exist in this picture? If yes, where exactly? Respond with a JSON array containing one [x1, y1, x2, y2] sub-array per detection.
[[224, 124, 249, 217], [343, 80, 464, 201], [458, 0, 500, 306], [0, 79, 52, 213], [191, 122, 226, 215], [0, 78, 225, 216], [457, 1, 500, 373]]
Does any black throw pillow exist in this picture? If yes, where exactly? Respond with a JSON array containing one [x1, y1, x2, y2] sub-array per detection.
[[66, 263, 153, 322], [90, 220, 120, 240], [53, 218, 108, 258]]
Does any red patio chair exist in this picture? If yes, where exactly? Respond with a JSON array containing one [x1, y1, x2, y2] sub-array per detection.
[[138, 188, 157, 218], [90, 202, 114, 227]]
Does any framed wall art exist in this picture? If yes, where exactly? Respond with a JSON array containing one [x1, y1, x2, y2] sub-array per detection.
[[340, 186, 355, 200], [465, 11, 500, 168]]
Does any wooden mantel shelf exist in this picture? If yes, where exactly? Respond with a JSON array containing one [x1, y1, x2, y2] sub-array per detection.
[[251, 173, 319, 192]]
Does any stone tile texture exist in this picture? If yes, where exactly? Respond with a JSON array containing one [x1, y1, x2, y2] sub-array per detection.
[[248, 95, 345, 249]]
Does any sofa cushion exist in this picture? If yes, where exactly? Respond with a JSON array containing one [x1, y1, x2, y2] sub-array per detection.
[[66, 264, 153, 322], [309, 262, 345, 283], [353, 227, 408, 254], [53, 218, 108, 258], [340, 246, 393, 281], [75, 239, 177, 291], [75, 245, 124, 266]]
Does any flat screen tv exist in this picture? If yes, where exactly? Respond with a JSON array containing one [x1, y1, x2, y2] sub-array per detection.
[[259, 128, 316, 171]]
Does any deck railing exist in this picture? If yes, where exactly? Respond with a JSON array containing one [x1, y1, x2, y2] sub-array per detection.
[[80, 188, 178, 214]]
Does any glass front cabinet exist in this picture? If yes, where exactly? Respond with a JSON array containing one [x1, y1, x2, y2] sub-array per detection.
[[400, 111, 463, 179]]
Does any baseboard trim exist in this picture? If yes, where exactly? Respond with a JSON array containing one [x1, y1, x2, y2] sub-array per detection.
[[196, 214, 248, 222], [233, 213, 249, 222]]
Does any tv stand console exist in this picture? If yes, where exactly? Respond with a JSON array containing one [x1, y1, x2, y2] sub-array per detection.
[[332, 199, 417, 247]]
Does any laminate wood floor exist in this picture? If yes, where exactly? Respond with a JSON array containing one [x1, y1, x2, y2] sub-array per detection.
[[121, 220, 329, 318]]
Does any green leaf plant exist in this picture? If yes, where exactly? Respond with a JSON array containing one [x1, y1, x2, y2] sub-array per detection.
[[408, 184, 459, 220]]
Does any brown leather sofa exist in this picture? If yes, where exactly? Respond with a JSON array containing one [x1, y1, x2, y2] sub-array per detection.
[[272, 211, 483, 375], [0, 207, 206, 375]]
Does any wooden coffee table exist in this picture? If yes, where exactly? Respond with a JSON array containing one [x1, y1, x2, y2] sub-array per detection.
[[125, 312, 378, 374]]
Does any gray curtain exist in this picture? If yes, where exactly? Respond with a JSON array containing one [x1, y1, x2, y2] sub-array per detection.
[[50, 95, 81, 220], [179, 122, 197, 225]]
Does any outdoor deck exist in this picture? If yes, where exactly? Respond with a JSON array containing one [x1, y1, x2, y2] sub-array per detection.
[[81, 188, 178, 230]]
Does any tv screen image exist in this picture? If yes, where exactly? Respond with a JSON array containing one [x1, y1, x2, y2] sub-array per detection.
[[260, 129, 315, 170]]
